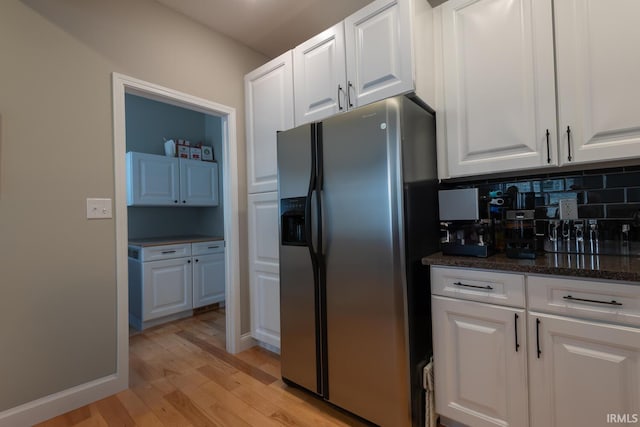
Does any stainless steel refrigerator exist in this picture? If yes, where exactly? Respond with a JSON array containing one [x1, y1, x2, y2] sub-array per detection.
[[277, 95, 439, 427]]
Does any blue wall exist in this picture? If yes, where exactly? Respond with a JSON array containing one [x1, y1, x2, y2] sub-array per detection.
[[125, 93, 224, 239]]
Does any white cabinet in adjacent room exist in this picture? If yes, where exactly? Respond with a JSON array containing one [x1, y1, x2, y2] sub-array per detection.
[[179, 158, 219, 206], [128, 240, 225, 329], [126, 151, 180, 205], [143, 257, 193, 321], [554, 0, 640, 165], [245, 51, 294, 194], [437, 0, 557, 178], [192, 241, 225, 308], [248, 191, 281, 349], [126, 152, 219, 206]]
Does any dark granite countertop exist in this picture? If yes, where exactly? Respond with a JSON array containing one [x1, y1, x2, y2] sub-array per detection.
[[422, 252, 640, 283], [129, 235, 223, 247]]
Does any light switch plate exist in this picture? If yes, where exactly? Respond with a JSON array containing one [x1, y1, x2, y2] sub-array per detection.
[[87, 198, 112, 219], [559, 198, 578, 220]]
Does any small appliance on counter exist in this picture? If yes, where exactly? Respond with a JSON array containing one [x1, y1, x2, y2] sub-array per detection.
[[439, 188, 494, 257], [504, 209, 537, 259]]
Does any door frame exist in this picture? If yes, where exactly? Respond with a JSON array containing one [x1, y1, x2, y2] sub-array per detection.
[[112, 73, 244, 360]]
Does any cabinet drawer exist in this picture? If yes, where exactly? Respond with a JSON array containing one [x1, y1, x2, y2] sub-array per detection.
[[528, 275, 640, 327], [137, 244, 191, 262], [431, 266, 525, 308], [192, 240, 225, 255]]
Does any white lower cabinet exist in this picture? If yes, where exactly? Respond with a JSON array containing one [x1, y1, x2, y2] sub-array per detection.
[[248, 191, 280, 348], [433, 266, 640, 427], [432, 296, 528, 427], [528, 311, 640, 427], [143, 257, 193, 321], [129, 240, 225, 329], [192, 242, 225, 308]]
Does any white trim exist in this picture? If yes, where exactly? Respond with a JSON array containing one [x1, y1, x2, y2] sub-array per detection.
[[0, 72, 247, 427], [0, 374, 124, 427], [239, 332, 258, 353], [110, 73, 244, 357]]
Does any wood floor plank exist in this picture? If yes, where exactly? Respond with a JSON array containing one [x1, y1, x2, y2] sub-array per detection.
[[115, 388, 165, 427], [178, 330, 279, 385], [181, 380, 278, 427], [163, 389, 220, 427], [94, 395, 137, 427], [38, 309, 376, 427], [131, 382, 195, 427]]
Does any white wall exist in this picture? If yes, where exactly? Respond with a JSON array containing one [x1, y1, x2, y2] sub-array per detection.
[[0, 0, 266, 413]]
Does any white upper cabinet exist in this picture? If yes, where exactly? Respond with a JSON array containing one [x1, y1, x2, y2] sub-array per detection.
[[179, 158, 219, 206], [245, 51, 295, 194], [437, 0, 640, 179], [345, 0, 414, 109], [438, 0, 557, 178], [294, 23, 347, 125], [127, 152, 180, 206], [126, 152, 218, 206], [293, 0, 434, 126], [555, 0, 640, 165]]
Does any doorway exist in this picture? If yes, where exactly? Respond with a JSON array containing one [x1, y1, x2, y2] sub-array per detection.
[[112, 73, 244, 384]]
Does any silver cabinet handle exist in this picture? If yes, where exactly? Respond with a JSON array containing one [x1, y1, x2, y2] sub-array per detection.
[[161, 250, 176, 254], [453, 281, 493, 290], [207, 245, 220, 249]]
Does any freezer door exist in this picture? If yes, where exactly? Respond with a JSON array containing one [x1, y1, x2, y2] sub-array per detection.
[[322, 98, 410, 426], [277, 125, 320, 393]]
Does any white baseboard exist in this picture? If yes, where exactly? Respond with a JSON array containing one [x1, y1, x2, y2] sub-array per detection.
[[439, 415, 470, 427], [257, 340, 281, 355], [0, 374, 127, 427]]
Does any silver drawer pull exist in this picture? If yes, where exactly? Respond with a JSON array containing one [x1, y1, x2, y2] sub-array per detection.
[[207, 246, 220, 249], [453, 281, 493, 290], [161, 250, 177, 254], [563, 295, 622, 306]]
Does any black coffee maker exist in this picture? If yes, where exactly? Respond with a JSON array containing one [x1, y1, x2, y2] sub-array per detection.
[[504, 189, 537, 259]]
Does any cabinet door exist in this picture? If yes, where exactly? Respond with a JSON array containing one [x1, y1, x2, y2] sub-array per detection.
[[344, 0, 413, 108], [143, 258, 192, 321], [179, 159, 219, 206], [432, 296, 528, 427], [440, 0, 557, 178], [245, 51, 294, 194], [555, 0, 640, 165], [248, 192, 280, 348], [192, 253, 225, 308], [126, 152, 179, 206], [529, 312, 640, 427], [293, 22, 347, 126]]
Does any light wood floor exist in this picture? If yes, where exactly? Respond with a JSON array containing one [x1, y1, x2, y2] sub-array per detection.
[[36, 309, 370, 427]]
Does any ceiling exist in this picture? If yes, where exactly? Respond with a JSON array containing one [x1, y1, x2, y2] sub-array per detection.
[[155, 0, 375, 58]]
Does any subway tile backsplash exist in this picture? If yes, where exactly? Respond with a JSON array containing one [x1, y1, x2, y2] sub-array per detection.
[[441, 165, 640, 242]]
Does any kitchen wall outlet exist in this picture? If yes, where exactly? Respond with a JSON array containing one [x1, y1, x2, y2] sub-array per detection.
[[87, 198, 112, 219], [559, 198, 578, 220]]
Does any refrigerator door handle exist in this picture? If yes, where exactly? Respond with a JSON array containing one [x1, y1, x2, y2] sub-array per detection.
[[305, 125, 320, 266]]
